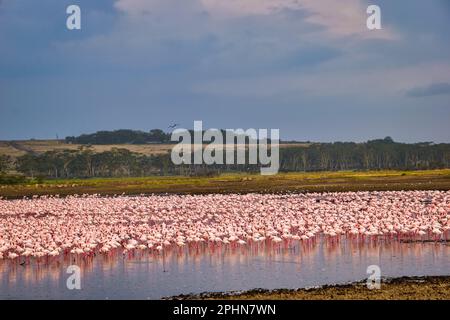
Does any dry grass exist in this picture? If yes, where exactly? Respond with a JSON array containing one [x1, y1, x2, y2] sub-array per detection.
[[0, 140, 310, 157], [0, 140, 174, 156], [0, 142, 27, 157]]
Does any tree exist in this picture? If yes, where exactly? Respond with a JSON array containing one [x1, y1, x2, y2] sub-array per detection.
[[0, 155, 12, 173]]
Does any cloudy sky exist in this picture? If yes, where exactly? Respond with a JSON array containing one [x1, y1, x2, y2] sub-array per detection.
[[0, 0, 449, 142]]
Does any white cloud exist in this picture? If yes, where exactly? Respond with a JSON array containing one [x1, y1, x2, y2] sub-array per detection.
[[114, 0, 292, 16], [200, 0, 295, 16], [298, 0, 395, 39], [115, 0, 203, 16], [114, 0, 396, 39]]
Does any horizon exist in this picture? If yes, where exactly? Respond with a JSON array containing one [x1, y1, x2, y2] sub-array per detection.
[[0, 127, 444, 145]]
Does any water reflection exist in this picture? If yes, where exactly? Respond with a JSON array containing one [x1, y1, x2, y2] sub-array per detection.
[[0, 238, 448, 299]]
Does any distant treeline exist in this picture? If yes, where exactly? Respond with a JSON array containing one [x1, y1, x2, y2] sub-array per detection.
[[66, 129, 171, 144], [280, 137, 450, 171], [65, 129, 264, 145], [3, 137, 449, 179]]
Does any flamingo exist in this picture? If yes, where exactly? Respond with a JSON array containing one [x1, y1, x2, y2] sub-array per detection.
[[0, 190, 447, 261]]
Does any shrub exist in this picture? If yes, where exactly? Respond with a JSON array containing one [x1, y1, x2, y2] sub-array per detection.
[[0, 174, 28, 185]]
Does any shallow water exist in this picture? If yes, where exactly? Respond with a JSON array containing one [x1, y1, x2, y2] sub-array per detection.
[[0, 238, 448, 299]]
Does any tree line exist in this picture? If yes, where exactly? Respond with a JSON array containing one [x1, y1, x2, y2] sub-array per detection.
[[4, 137, 450, 179], [65, 129, 262, 145], [280, 137, 450, 171], [65, 129, 171, 144]]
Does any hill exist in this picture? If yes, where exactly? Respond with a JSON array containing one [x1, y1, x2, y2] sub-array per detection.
[[65, 129, 170, 144], [0, 140, 174, 157], [0, 140, 309, 158]]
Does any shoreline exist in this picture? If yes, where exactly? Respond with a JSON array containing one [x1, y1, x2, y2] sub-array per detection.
[[169, 276, 450, 300]]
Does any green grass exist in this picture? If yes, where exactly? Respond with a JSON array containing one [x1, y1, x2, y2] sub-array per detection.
[[1, 169, 449, 199]]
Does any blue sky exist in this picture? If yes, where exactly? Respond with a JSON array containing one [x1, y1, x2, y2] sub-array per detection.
[[0, 0, 449, 142]]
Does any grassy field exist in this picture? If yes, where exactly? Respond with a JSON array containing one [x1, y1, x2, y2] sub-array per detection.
[[171, 276, 450, 300], [0, 140, 310, 158], [1, 169, 449, 199], [0, 140, 174, 156]]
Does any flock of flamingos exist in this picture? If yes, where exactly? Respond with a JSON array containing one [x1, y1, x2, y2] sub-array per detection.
[[0, 190, 449, 262]]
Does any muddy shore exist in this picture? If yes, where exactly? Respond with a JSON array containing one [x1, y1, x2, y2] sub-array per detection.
[[169, 276, 450, 300]]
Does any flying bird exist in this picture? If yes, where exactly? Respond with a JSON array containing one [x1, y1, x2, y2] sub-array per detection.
[[168, 123, 179, 129]]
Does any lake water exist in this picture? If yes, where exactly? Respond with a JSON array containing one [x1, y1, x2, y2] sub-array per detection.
[[0, 237, 448, 299]]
